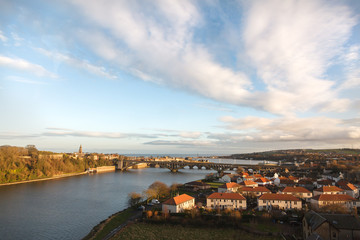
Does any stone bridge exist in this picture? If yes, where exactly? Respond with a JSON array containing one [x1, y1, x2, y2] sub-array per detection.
[[115, 159, 284, 172]]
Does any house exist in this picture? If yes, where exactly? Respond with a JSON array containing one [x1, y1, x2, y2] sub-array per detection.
[[273, 177, 295, 187], [336, 180, 359, 198], [220, 173, 235, 183], [310, 194, 359, 211], [239, 186, 271, 197], [280, 186, 313, 201], [288, 176, 299, 183], [303, 210, 360, 240], [184, 181, 211, 191], [239, 180, 258, 187], [258, 193, 301, 211], [253, 174, 263, 180], [162, 194, 195, 213], [315, 179, 335, 188], [218, 182, 241, 193], [243, 175, 255, 182], [313, 186, 345, 196], [298, 178, 315, 190], [254, 177, 272, 186], [207, 192, 246, 210]]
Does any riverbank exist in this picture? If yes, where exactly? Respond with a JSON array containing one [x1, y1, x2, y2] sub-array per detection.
[[0, 171, 88, 187]]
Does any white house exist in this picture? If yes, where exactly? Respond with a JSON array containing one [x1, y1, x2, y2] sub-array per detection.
[[258, 193, 301, 211], [239, 186, 271, 197], [162, 194, 195, 213], [313, 186, 345, 196], [207, 192, 246, 210], [310, 194, 359, 211], [218, 182, 241, 193], [337, 180, 359, 198], [280, 186, 313, 201]]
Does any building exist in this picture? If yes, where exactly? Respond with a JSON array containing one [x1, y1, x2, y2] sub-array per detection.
[[280, 186, 313, 201], [303, 210, 360, 240], [239, 186, 271, 197], [258, 193, 301, 211], [336, 180, 359, 198], [207, 192, 246, 210], [218, 182, 241, 193], [273, 177, 295, 187], [239, 180, 258, 187], [310, 194, 358, 211], [162, 194, 195, 213], [254, 177, 272, 186], [313, 186, 345, 196]]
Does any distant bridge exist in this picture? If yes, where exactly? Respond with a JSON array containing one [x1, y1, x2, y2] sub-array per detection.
[[115, 159, 287, 172]]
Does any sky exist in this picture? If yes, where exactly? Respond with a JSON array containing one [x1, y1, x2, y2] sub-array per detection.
[[0, 0, 360, 155]]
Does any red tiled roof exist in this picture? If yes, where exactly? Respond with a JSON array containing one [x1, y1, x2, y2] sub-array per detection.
[[288, 176, 299, 181], [337, 180, 358, 191], [162, 194, 194, 205], [241, 186, 271, 192], [219, 182, 240, 189], [241, 180, 257, 186], [282, 186, 311, 193], [314, 186, 344, 192], [253, 174, 263, 178], [313, 194, 356, 201], [207, 192, 246, 200], [298, 178, 314, 184], [259, 193, 300, 201], [255, 177, 271, 183]]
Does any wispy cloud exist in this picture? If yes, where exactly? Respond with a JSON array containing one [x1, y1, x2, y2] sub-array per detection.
[[35, 48, 117, 79], [0, 55, 58, 78], [144, 140, 213, 147], [7, 76, 47, 85], [0, 30, 7, 42], [219, 116, 360, 143], [242, 0, 357, 115]]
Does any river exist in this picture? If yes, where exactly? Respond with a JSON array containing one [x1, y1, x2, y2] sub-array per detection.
[[0, 168, 217, 240]]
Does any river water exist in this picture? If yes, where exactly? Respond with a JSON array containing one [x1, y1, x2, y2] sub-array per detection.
[[0, 159, 266, 240], [0, 168, 218, 240]]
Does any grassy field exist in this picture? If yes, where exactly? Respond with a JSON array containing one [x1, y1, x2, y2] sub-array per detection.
[[204, 181, 224, 188], [112, 223, 281, 240], [90, 208, 134, 240]]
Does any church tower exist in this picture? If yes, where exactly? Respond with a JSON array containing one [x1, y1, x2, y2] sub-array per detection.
[[79, 145, 82, 154]]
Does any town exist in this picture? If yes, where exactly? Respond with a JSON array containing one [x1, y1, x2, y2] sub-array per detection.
[[110, 149, 360, 240]]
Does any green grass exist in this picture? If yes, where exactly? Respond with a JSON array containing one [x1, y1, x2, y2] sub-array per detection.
[[204, 182, 224, 188], [113, 223, 281, 240], [93, 208, 134, 240]]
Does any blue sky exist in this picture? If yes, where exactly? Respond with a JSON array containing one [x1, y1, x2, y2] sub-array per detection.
[[1, 0, 360, 154]]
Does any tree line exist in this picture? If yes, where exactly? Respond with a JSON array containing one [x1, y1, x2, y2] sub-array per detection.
[[0, 145, 114, 184]]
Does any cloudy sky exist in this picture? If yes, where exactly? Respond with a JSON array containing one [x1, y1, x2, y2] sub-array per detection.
[[1, 0, 360, 154]]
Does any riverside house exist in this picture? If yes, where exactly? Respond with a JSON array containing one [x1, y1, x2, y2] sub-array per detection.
[[258, 193, 301, 211], [207, 192, 246, 210], [162, 194, 195, 213]]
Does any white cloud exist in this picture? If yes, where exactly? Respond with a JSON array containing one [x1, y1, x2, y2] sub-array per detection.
[[243, 0, 357, 114], [67, 0, 359, 116], [0, 30, 7, 42], [69, 0, 251, 107], [219, 116, 360, 143], [35, 48, 117, 79], [7, 76, 47, 85], [0, 55, 57, 78]]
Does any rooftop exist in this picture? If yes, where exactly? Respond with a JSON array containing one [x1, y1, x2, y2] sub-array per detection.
[[282, 186, 311, 193], [162, 194, 194, 205], [259, 193, 300, 201], [312, 194, 356, 201], [207, 192, 246, 200]]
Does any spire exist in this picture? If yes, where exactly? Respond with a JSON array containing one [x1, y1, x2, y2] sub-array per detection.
[[79, 145, 82, 154]]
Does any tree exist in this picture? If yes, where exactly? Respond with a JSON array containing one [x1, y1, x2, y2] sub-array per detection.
[[147, 181, 170, 199], [128, 192, 142, 207]]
